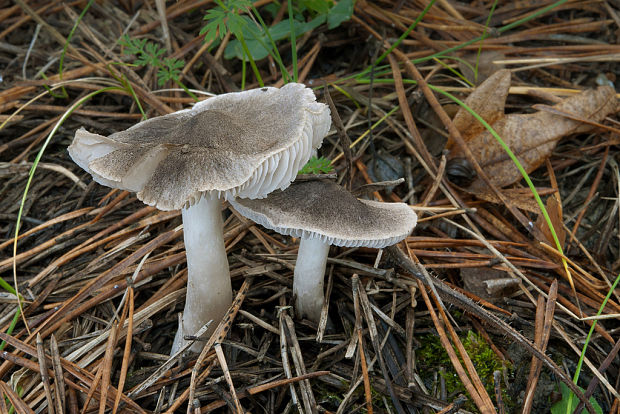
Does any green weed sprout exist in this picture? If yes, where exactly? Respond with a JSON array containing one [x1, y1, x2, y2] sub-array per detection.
[[552, 383, 603, 414], [119, 35, 198, 101], [299, 156, 334, 174], [204, 0, 354, 86], [201, 0, 265, 87]]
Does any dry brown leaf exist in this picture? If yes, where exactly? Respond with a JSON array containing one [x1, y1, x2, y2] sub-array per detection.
[[535, 193, 566, 248], [472, 187, 555, 213], [457, 51, 507, 86], [447, 71, 619, 195], [448, 69, 511, 148]]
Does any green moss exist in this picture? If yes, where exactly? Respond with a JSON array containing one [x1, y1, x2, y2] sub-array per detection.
[[417, 331, 513, 412]]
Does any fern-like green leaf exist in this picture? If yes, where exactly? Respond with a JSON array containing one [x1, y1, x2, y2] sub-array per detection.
[[299, 156, 334, 175]]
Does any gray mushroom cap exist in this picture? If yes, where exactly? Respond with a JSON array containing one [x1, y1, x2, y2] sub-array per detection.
[[68, 83, 331, 210], [229, 180, 417, 248]]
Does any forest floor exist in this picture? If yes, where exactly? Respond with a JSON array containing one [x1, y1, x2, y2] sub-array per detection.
[[0, 0, 619, 413]]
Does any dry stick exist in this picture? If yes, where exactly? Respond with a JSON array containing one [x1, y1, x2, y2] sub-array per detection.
[[574, 338, 620, 414], [81, 350, 108, 414], [128, 320, 212, 398], [357, 329, 374, 414], [50, 335, 65, 414], [521, 294, 546, 414], [98, 324, 119, 414], [201, 371, 330, 411], [112, 287, 134, 414], [0, 317, 168, 407], [297, 41, 321, 84], [523, 280, 558, 414], [0, 207, 92, 251], [416, 278, 489, 412], [283, 314, 318, 414], [352, 275, 373, 414], [324, 82, 353, 190], [385, 54, 436, 172], [443, 217, 581, 320], [567, 146, 609, 249], [0, 381, 34, 414], [552, 324, 620, 399], [316, 266, 334, 343], [419, 154, 447, 219], [354, 274, 406, 414], [431, 287, 497, 413], [0, 389, 7, 414], [279, 312, 302, 414], [393, 48, 549, 243], [494, 370, 505, 414], [164, 357, 217, 414], [181, 277, 253, 413], [0, 346, 142, 412], [435, 395, 468, 414], [36, 333, 55, 414], [14, 0, 82, 58], [385, 246, 597, 414], [214, 343, 243, 414], [37, 228, 182, 338]]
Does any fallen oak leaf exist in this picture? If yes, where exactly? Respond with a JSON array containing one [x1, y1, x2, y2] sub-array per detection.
[[446, 71, 619, 194], [535, 192, 566, 249], [448, 69, 511, 146]]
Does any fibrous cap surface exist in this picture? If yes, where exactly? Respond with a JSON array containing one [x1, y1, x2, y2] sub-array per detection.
[[230, 180, 417, 248], [68, 83, 331, 210]]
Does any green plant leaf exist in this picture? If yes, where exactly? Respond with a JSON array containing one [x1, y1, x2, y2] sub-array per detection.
[[299, 156, 334, 174], [302, 0, 331, 15], [224, 14, 326, 61], [327, 0, 354, 29], [551, 383, 602, 414]]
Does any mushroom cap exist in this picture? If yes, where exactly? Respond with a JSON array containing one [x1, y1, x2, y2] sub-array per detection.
[[68, 83, 331, 210], [229, 180, 417, 248]]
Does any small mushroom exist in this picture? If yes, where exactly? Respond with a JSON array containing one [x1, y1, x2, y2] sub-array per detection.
[[68, 83, 331, 352], [230, 180, 417, 321]]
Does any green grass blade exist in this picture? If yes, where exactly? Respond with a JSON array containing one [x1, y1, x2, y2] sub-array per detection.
[[237, 32, 264, 87], [427, 85, 566, 265], [12, 86, 124, 335], [565, 272, 620, 413], [250, 5, 289, 83]]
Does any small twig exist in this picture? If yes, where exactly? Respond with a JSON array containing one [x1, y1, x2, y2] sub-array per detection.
[[283, 313, 317, 414], [36, 333, 55, 414], [99, 323, 118, 414], [323, 81, 353, 190], [279, 310, 302, 413], [184, 277, 253, 412], [354, 274, 406, 414], [316, 266, 334, 343], [352, 275, 373, 414], [214, 343, 243, 414], [352, 178, 405, 197], [50, 334, 65, 414], [494, 371, 505, 414], [295, 173, 338, 181], [385, 245, 597, 414]]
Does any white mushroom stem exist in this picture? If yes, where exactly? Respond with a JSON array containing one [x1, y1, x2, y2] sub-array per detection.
[[171, 195, 232, 354], [293, 237, 330, 321]]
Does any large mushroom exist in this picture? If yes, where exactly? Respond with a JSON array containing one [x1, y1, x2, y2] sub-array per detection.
[[68, 83, 331, 352], [229, 179, 417, 321]]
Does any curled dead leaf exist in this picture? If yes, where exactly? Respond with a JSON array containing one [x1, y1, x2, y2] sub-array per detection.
[[447, 70, 619, 195]]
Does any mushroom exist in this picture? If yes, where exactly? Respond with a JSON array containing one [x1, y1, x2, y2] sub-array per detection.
[[68, 83, 331, 352], [229, 179, 417, 321]]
